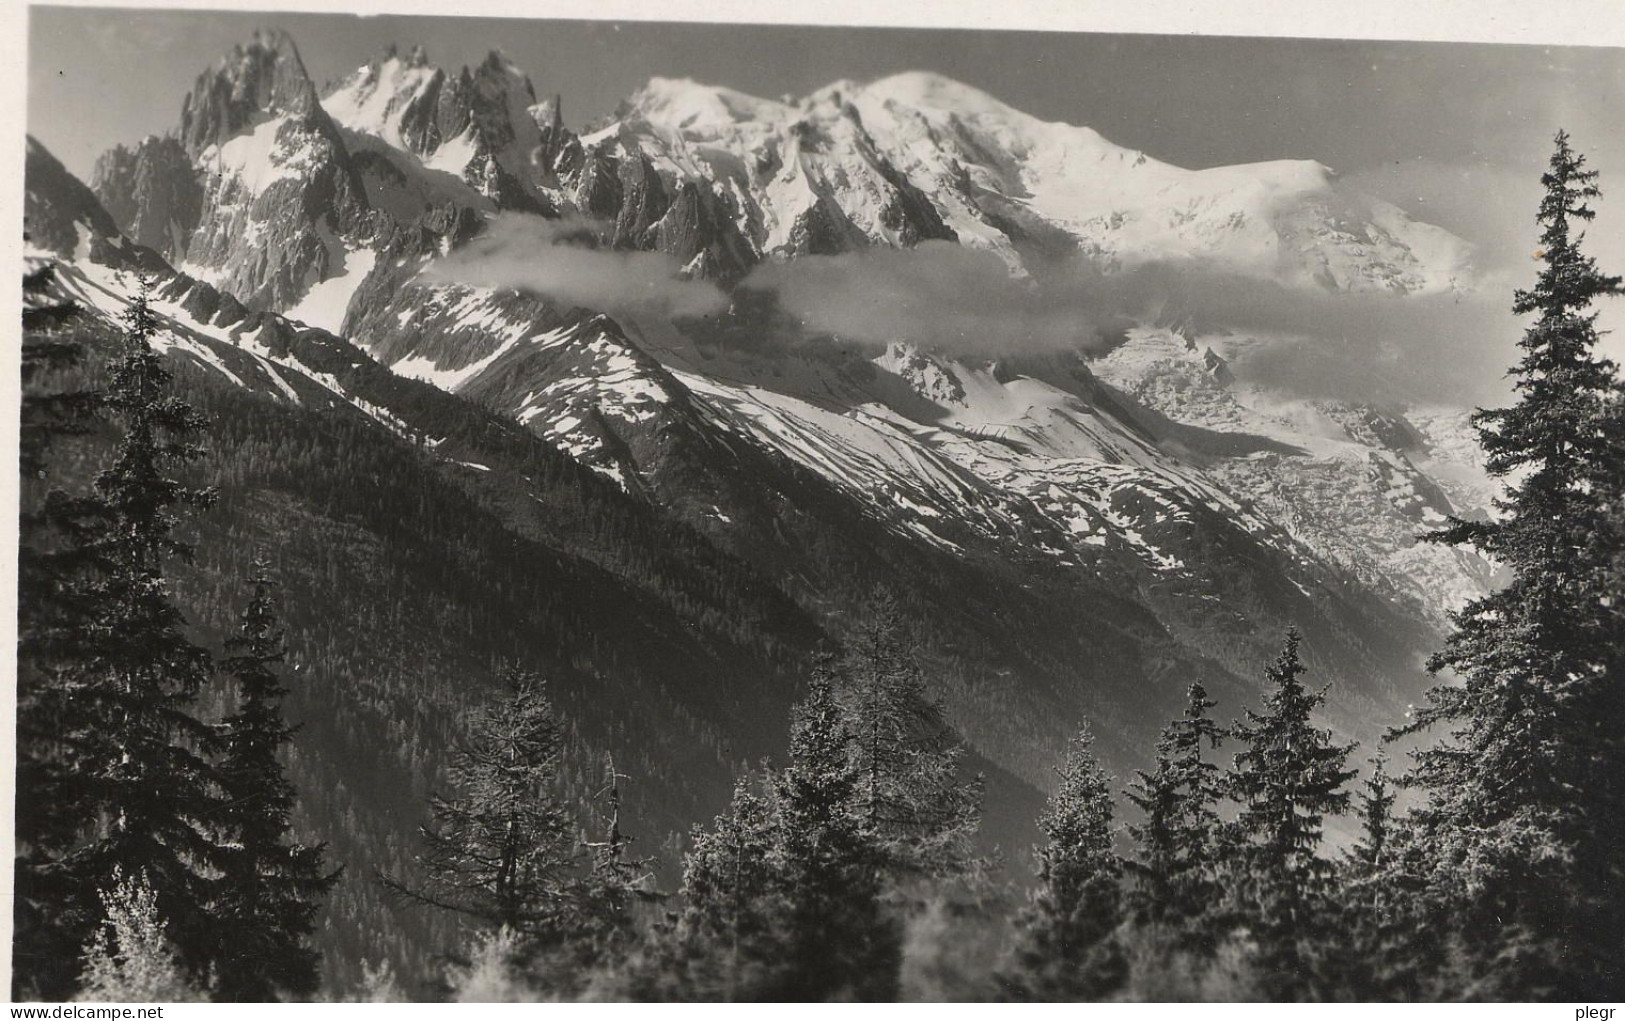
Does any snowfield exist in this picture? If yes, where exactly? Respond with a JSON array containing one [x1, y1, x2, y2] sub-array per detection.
[[600, 71, 1475, 293]]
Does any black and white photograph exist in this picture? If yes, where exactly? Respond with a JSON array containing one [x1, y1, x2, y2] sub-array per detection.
[[11, 0, 1625, 1003]]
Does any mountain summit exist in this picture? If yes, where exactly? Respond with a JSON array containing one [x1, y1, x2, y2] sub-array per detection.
[[179, 28, 323, 154], [322, 46, 557, 215], [91, 28, 373, 309], [595, 70, 1474, 291]]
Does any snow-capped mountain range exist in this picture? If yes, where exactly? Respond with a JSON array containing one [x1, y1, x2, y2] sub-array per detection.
[[31, 29, 1499, 780], [594, 71, 1475, 290]]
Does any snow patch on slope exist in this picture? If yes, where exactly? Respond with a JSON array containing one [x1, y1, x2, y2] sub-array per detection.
[[321, 55, 440, 151], [198, 116, 308, 196], [285, 245, 376, 332]]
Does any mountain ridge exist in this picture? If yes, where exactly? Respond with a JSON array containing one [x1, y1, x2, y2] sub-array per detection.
[[64, 27, 1493, 670], [54, 28, 1492, 712], [593, 68, 1475, 290]]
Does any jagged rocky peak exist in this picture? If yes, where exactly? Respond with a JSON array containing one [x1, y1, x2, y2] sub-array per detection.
[[150, 30, 376, 311], [558, 140, 624, 219], [322, 44, 450, 154], [91, 134, 203, 260], [178, 28, 320, 155], [390, 42, 432, 68], [530, 93, 562, 133], [608, 73, 963, 258], [323, 45, 555, 213], [530, 92, 567, 167], [325, 44, 535, 151], [444, 51, 551, 211], [1202, 346, 1234, 386], [458, 50, 543, 156]]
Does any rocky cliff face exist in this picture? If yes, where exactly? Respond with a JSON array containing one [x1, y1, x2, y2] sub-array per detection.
[[320, 47, 758, 279], [90, 135, 204, 260], [25, 136, 168, 275], [1089, 327, 1494, 629], [321, 47, 554, 216], [568, 77, 963, 270], [168, 29, 375, 311], [179, 29, 322, 154]]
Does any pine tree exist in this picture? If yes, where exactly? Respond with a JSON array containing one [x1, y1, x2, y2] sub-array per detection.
[[1226, 628, 1355, 1001], [1123, 682, 1229, 958], [772, 674, 900, 1001], [20, 262, 98, 477], [15, 264, 111, 998], [1001, 722, 1127, 1001], [212, 560, 339, 1001], [1350, 755, 1396, 874], [665, 775, 789, 1000], [1400, 131, 1625, 998], [63, 279, 222, 984], [835, 595, 982, 884], [1335, 755, 1427, 1000], [16, 262, 106, 677], [666, 661, 945, 1002], [380, 667, 583, 970]]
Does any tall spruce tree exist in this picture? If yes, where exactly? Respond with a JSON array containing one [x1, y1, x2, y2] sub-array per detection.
[[1400, 130, 1625, 998], [63, 279, 222, 985], [1335, 755, 1427, 1000], [1227, 629, 1355, 1001], [772, 674, 900, 1001], [213, 560, 339, 1000], [1001, 722, 1127, 1001], [663, 662, 921, 1002], [14, 263, 110, 998], [1124, 682, 1229, 958], [381, 667, 582, 966], [1349, 755, 1396, 875], [835, 594, 982, 883]]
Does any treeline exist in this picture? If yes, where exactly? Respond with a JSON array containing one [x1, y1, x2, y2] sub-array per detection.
[[14, 132, 1623, 1001]]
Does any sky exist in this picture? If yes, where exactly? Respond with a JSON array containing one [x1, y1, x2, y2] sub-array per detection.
[[22, 5, 1625, 384]]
